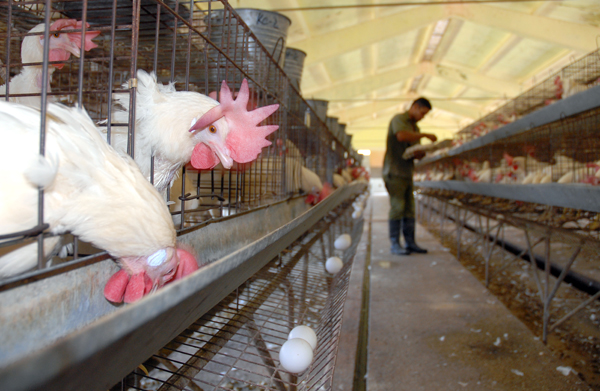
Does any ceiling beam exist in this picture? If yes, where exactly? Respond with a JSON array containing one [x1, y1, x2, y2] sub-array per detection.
[[290, 6, 445, 66], [332, 97, 480, 124], [303, 64, 419, 98], [448, 3, 598, 53], [291, 3, 597, 71], [304, 61, 520, 99]]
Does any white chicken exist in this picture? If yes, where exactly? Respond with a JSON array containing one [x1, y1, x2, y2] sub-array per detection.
[[0, 19, 99, 107], [301, 166, 323, 194], [333, 173, 347, 188], [106, 70, 279, 194], [0, 101, 198, 303]]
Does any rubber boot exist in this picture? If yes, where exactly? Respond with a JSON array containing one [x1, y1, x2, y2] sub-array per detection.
[[402, 217, 427, 254], [389, 219, 409, 255]]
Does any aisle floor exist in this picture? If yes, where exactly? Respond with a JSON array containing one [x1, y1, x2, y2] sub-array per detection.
[[333, 192, 589, 391]]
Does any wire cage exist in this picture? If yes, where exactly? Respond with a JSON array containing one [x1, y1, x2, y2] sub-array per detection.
[[453, 49, 600, 146], [415, 105, 600, 188], [116, 202, 362, 391], [0, 0, 360, 288]]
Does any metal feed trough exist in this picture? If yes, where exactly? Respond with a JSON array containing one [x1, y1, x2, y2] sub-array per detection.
[[0, 1, 365, 390]]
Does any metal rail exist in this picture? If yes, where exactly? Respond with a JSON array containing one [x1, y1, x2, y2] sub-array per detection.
[[0, 183, 366, 391], [417, 193, 598, 343]]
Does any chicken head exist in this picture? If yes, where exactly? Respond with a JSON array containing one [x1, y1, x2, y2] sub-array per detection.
[[189, 79, 279, 169], [24, 19, 100, 70], [104, 247, 199, 304]]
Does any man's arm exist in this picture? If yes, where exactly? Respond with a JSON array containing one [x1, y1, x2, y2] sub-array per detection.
[[396, 131, 438, 143]]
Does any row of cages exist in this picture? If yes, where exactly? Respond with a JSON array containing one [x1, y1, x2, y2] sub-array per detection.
[[415, 106, 600, 186], [0, 1, 364, 287], [415, 192, 600, 352], [115, 201, 363, 391], [453, 48, 600, 146]]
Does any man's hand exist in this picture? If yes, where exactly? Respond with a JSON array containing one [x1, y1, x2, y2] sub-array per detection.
[[413, 150, 426, 160], [425, 134, 438, 142]]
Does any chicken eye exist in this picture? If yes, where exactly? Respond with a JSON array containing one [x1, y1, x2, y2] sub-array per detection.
[[52, 33, 60, 38], [209, 125, 217, 134]]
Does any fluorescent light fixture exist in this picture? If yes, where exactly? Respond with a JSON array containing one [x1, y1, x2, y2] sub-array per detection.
[[357, 149, 371, 156]]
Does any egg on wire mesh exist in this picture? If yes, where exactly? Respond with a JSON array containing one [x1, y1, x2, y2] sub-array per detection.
[[325, 256, 343, 274], [289, 325, 317, 350], [279, 338, 314, 373], [334, 233, 351, 250], [352, 209, 362, 219]]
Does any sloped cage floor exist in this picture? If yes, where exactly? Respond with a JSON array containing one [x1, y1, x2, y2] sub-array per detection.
[[115, 207, 363, 391]]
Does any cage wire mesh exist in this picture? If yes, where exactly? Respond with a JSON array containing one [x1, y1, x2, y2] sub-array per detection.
[[414, 106, 600, 238], [415, 105, 600, 189], [114, 202, 363, 391], [0, 0, 361, 288], [453, 49, 600, 145]]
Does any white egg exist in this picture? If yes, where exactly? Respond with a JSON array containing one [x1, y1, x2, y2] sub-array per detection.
[[288, 325, 317, 350], [326, 256, 344, 274], [279, 338, 314, 373], [352, 210, 362, 219], [334, 234, 352, 250]]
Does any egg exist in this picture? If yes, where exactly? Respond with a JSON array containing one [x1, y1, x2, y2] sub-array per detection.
[[325, 256, 344, 274], [288, 325, 318, 350], [279, 338, 314, 373], [334, 234, 352, 250], [352, 209, 362, 219]]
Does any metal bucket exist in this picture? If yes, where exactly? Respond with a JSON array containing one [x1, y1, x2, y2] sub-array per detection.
[[327, 116, 339, 139], [206, 8, 291, 90], [284, 48, 307, 90], [306, 99, 328, 125], [338, 123, 347, 139], [344, 133, 353, 149]]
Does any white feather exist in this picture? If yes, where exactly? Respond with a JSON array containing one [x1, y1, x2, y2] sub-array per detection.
[[24, 152, 59, 188], [0, 24, 56, 108], [103, 70, 226, 193], [0, 101, 176, 277]]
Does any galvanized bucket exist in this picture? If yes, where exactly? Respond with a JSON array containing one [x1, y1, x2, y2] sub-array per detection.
[[284, 48, 307, 90], [205, 8, 291, 90], [344, 133, 353, 149], [306, 99, 328, 126], [327, 116, 339, 139]]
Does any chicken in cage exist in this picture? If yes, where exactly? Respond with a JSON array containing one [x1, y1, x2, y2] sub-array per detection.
[[451, 49, 600, 147], [0, 3, 367, 391], [415, 106, 600, 187]]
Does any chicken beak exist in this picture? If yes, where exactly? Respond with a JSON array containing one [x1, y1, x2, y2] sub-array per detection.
[[52, 39, 82, 58], [209, 142, 233, 169]]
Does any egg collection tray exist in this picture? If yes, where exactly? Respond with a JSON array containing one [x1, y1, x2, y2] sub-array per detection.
[[115, 200, 364, 391]]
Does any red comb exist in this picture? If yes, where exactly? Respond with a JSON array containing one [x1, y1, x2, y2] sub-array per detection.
[[51, 19, 100, 51], [192, 79, 279, 163], [104, 269, 129, 303]]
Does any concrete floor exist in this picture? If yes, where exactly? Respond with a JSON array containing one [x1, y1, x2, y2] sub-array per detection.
[[333, 192, 590, 391]]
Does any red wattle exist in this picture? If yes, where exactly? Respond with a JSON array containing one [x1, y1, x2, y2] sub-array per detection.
[[190, 142, 220, 169]]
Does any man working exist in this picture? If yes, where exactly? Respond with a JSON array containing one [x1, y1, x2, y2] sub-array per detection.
[[383, 97, 437, 255]]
